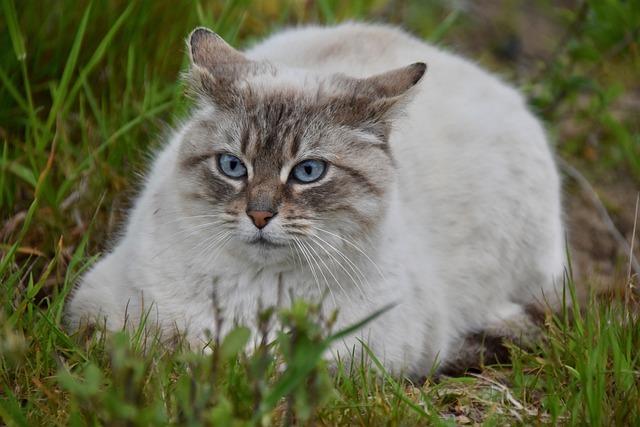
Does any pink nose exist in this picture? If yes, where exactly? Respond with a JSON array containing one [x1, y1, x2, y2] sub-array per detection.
[[247, 210, 275, 229]]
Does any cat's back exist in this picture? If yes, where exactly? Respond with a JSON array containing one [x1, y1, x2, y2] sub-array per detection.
[[245, 22, 519, 102], [246, 22, 428, 75]]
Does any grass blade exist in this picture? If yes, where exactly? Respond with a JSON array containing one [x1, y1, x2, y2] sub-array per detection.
[[0, 385, 30, 427], [327, 303, 395, 343], [1, 0, 26, 61], [61, 0, 136, 120], [0, 66, 29, 113], [45, 2, 93, 131], [0, 198, 38, 274]]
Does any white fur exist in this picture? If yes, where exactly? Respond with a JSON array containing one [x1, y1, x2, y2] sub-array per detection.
[[66, 23, 566, 377]]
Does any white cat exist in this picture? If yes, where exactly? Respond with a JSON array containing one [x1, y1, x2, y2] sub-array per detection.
[[65, 23, 566, 378]]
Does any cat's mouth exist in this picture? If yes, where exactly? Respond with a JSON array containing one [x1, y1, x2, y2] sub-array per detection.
[[247, 235, 287, 249]]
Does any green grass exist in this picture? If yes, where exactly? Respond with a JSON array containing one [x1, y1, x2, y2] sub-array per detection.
[[2, 0, 640, 425]]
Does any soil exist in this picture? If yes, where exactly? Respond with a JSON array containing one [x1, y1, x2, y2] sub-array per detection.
[[566, 168, 639, 292]]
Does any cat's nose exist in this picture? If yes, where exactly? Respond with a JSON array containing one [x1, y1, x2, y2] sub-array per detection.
[[247, 210, 275, 229]]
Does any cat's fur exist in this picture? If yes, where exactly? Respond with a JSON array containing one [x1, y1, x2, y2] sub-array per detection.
[[65, 23, 567, 378]]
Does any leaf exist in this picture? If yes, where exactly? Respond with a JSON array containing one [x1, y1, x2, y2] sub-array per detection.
[[2, 160, 37, 188], [57, 363, 102, 396], [220, 327, 251, 360]]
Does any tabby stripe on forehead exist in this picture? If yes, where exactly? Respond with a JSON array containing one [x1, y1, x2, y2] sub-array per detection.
[[266, 101, 287, 126], [333, 163, 384, 197], [288, 132, 302, 158], [240, 125, 251, 154]]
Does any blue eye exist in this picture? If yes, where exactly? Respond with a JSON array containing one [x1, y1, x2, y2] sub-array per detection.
[[218, 154, 247, 178], [291, 159, 326, 183]]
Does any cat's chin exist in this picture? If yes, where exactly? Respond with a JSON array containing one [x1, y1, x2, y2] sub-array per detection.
[[234, 238, 294, 266]]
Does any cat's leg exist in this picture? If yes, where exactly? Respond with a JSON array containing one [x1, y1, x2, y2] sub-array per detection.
[[65, 253, 144, 334], [65, 261, 180, 353]]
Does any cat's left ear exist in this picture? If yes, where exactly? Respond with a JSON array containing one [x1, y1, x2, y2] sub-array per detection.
[[363, 62, 427, 99], [186, 27, 250, 108], [335, 63, 427, 141]]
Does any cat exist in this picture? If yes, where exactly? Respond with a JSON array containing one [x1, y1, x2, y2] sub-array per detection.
[[65, 22, 567, 378]]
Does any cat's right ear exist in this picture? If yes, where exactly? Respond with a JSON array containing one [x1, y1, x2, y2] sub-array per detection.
[[188, 27, 249, 71], [186, 28, 250, 108]]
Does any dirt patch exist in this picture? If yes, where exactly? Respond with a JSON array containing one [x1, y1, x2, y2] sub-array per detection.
[[565, 167, 640, 291]]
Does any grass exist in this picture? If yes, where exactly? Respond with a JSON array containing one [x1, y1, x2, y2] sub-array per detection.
[[1, 0, 639, 425]]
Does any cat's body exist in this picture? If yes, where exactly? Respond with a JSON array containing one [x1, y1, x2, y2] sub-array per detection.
[[66, 23, 566, 378]]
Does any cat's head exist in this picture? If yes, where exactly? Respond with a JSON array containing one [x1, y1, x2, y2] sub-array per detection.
[[175, 27, 425, 267]]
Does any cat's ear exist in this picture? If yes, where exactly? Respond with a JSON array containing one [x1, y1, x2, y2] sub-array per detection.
[[333, 63, 427, 141], [186, 27, 250, 108], [363, 62, 427, 99], [188, 27, 249, 71]]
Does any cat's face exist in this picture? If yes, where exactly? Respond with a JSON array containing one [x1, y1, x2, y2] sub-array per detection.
[[173, 28, 425, 267]]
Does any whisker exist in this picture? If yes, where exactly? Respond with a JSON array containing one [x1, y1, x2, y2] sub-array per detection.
[[132, 217, 231, 271], [308, 235, 370, 305], [293, 237, 335, 306], [300, 240, 332, 290], [154, 213, 229, 227], [203, 232, 235, 267], [303, 237, 356, 308], [311, 225, 389, 291], [182, 229, 233, 270], [164, 220, 227, 240], [309, 233, 370, 288], [289, 242, 304, 270], [292, 236, 321, 287]]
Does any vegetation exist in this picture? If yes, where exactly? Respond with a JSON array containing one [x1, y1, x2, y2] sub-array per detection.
[[1, 0, 639, 424]]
